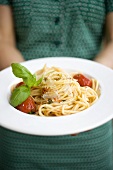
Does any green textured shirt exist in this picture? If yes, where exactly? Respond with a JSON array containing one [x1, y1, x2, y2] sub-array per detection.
[[0, 1, 113, 170], [0, 0, 113, 60]]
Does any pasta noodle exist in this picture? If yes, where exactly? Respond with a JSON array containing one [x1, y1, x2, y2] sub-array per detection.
[[30, 65, 100, 116]]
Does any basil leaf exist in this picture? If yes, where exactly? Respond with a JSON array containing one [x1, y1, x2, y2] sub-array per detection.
[[11, 63, 36, 87], [22, 76, 36, 87], [10, 86, 30, 107], [11, 63, 32, 78], [35, 76, 43, 86]]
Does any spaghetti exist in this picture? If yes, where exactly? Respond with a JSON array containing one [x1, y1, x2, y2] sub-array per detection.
[[30, 65, 100, 116]]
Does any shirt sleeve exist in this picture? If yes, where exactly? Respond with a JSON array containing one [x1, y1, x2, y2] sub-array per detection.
[[106, 0, 113, 14], [0, 0, 10, 5]]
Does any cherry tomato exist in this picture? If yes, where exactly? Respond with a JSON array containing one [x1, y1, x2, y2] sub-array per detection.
[[15, 82, 25, 88], [73, 74, 92, 87], [16, 96, 36, 114]]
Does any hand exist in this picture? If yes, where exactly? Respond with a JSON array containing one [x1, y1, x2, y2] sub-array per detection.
[[94, 41, 113, 69], [70, 129, 91, 136]]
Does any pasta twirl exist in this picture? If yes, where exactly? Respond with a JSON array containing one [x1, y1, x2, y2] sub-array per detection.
[[30, 65, 100, 116]]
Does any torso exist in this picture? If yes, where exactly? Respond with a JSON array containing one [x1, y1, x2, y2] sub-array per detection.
[[11, 0, 106, 60]]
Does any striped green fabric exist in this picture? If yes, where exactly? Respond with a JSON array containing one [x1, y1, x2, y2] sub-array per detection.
[[0, 121, 113, 170], [0, 0, 113, 169], [0, 0, 113, 61]]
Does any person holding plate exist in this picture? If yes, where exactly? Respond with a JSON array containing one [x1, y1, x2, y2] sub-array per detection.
[[0, 0, 113, 170]]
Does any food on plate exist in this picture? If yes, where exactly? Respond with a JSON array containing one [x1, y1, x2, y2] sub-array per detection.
[[10, 63, 100, 116]]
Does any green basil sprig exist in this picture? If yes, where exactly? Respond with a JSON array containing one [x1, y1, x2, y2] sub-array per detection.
[[11, 63, 37, 87], [10, 63, 43, 107], [10, 85, 30, 107]]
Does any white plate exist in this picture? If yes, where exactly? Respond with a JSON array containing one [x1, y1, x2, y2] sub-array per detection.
[[0, 57, 113, 136]]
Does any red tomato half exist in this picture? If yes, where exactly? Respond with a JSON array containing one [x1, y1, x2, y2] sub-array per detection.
[[73, 74, 92, 87], [16, 96, 36, 114], [15, 82, 25, 88]]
